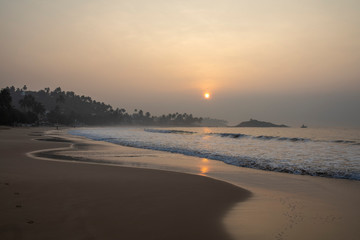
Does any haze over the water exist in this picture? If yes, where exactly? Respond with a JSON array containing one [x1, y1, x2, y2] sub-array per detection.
[[1, 0, 359, 127]]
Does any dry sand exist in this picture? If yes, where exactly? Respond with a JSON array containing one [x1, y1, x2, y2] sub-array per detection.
[[0, 127, 250, 240]]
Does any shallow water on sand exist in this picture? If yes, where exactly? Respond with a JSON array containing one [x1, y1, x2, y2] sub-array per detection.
[[46, 129, 360, 240], [69, 126, 360, 180]]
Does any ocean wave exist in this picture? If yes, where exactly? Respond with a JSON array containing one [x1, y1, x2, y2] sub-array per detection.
[[129, 142, 359, 180], [144, 128, 196, 134], [211, 133, 249, 138], [143, 129, 359, 145], [211, 132, 358, 145], [332, 140, 359, 145], [212, 132, 310, 142], [71, 134, 360, 181], [69, 128, 360, 181], [275, 137, 310, 142]]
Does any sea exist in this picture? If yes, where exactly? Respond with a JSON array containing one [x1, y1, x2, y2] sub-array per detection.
[[68, 126, 360, 181]]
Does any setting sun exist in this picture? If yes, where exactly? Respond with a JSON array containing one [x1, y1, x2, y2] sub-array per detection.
[[204, 93, 210, 99]]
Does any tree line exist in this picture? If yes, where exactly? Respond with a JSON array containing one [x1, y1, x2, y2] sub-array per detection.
[[0, 86, 203, 126]]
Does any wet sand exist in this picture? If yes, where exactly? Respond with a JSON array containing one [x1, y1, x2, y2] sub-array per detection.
[[0, 127, 250, 240], [45, 128, 360, 240]]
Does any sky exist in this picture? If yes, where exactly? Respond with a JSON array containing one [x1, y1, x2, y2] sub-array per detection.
[[1, 0, 359, 127]]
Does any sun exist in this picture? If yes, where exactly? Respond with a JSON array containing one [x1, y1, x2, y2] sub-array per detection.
[[204, 92, 210, 99]]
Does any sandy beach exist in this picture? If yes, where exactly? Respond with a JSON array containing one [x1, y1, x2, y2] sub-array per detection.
[[0, 127, 251, 240], [2, 0, 360, 239], [1, 127, 360, 240]]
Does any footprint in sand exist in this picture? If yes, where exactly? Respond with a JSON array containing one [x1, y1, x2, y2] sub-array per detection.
[[2, 182, 35, 225]]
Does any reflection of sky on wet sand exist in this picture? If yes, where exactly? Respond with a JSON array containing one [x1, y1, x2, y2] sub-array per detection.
[[51, 132, 360, 240], [199, 158, 210, 176]]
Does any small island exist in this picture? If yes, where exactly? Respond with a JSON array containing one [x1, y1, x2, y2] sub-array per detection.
[[235, 119, 288, 128]]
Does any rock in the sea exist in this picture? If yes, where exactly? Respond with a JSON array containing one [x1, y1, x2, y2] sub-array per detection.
[[236, 119, 288, 127]]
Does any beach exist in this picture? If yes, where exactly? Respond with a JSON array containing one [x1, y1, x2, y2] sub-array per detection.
[[0, 127, 249, 240], [1, 127, 360, 240]]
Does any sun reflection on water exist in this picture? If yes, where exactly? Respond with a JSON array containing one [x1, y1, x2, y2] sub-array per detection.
[[199, 158, 210, 176]]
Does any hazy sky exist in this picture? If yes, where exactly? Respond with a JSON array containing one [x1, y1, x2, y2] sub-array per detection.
[[1, 0, 359, 126]]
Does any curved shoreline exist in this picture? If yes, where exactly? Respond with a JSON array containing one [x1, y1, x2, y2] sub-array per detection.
[[0, 127, 251, 240], [3, 127, 360, 240], [64, 128, 360, 240]]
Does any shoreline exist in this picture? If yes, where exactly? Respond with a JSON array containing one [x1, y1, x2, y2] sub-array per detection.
[[62, 127, 360, 240], [0, 127, 250, 240], [2, 127, 360, 240], [68, 126, 360, 181]]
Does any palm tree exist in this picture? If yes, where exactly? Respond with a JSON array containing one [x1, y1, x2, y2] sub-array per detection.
[[0, 88, 14, 125], [0, 88, 12, 108], [19, 95, 36, 112], [33, 102, 45, 116]]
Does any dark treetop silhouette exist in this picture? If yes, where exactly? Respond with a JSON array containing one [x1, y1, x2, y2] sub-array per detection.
[[1, 86, 205, 127]]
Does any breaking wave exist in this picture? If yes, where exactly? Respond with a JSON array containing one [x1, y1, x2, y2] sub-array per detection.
[[144, 129, 359, 145], [144, 128, 196, 134], [69, 127, 360, 181]]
